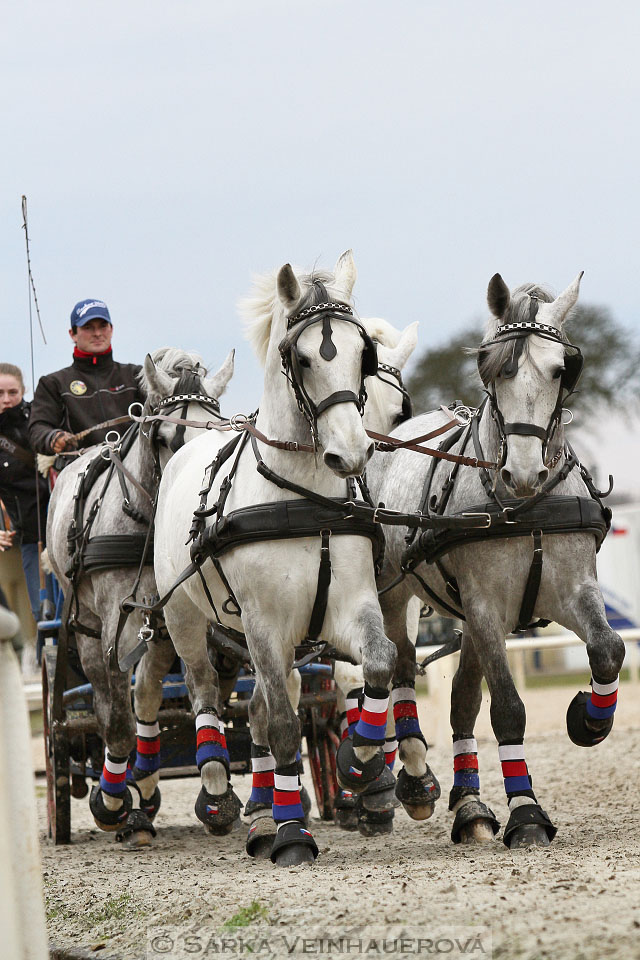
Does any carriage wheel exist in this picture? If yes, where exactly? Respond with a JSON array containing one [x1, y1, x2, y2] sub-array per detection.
[[42, 648, 71, 844], [306, 707, 340, 821]]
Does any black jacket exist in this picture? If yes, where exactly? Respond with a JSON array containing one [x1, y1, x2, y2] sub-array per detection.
[[28, 351, 144, 454], [0, 401, 49, 544]]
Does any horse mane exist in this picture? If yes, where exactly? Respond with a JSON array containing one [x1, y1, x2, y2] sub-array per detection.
[[138, 347, 207, 394], [477, 283, 554, 385], [240, 267, 336, 367]]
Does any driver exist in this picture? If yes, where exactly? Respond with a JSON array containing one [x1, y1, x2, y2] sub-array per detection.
[[28, 298, 144, 455]]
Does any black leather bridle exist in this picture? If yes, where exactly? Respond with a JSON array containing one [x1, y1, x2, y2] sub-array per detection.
[[477, 300, 583, 470], [375, 361, 413, 423], [278, 282, 378, 445], [145, 365, 221, 453]]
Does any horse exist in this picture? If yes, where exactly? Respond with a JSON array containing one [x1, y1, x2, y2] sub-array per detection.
[[46, 347, 234, 847], [240, 315, 420, 848], [153, 251, 400, 865], [365, 272, 624, 849]]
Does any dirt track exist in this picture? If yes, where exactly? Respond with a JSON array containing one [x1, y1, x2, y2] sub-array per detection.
[[40, 683, 640, 960]]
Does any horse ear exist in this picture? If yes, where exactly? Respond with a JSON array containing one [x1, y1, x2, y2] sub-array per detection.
[[204, 349, 235, 398], [487, 274, 511, 318], [547, 271, 584, 327], [390, 321, 419, 369], [277, 264, 302, 310], [143, 353, 174, 400], [334, 249, 357, 299]]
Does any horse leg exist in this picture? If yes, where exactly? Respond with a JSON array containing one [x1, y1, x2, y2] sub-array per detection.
[[131, 635, 177, 822], [332, 663, 363, 830], [561, 581, 625, 747], [244, 679, 277, 858], [244, 624, 318, 867], [449, 631, 500, 845], [335, 603, 397, 794], [163, 590, 241, 836], [382, 597, 440, 820], [466, 607, 556, 849]]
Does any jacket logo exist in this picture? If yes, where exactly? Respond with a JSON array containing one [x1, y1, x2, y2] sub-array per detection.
[[70, 380, 87, 396]]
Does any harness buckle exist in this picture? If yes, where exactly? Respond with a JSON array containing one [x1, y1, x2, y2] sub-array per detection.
[[230, 413, 249, 431], [137, 625, 155, 644], [128, 402, 144, 419], [460, 512, 492, 528], [502, 507, 518, 524]]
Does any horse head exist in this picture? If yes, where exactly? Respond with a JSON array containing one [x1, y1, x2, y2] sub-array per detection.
[[243, 250, 376, 478], [140, 347, 235, 466], [481, 272, 583, 497], [361, 318, 418, 434]]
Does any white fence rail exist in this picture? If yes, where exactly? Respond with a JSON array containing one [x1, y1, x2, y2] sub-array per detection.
[[0, 607, 48, 960]]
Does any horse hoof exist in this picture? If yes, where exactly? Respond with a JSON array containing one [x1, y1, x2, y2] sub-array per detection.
[[507, 824, 550, 848], [270, 821, 318, 864], [246, 816, 276, 859], [334, 790, 358, 830], [195, 784, 243, 836], [451, 800, 500, 845], [395, 765, 441, 819], [89, 785, 132, 832], [336, 736, 385, 793], [357, 807, 394, 837], [566, 691, 614, 747], [132, 785, 162, 822], [274, 844, 316, 866], [503, 803, 557, 849], [115, 809, 156, 847], [360, 766, 400, 812]]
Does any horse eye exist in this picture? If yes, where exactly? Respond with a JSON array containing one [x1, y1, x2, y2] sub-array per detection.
[[298, 356, 311, 369]]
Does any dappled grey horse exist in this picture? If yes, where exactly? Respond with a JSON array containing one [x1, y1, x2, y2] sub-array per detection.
[[366, 272, 623, 848], [46, 348, 234, 846], [154, 252, 400, 865]]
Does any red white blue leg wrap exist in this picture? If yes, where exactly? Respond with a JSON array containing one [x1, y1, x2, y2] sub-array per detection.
[[587, 676, 619, 720], [392, 684, 425, 745], [345, 688, 362, 739], [195, 710, 229, 773], [499, 741, 536, 805], [99, 751, 129, 797], [249, 745, 275, 806], [353, 685, 389, 746], [272, 762, 304, 823], [384, 737, 398, 770], [134, 719, 161, 775], [453, 737, 480, 792]]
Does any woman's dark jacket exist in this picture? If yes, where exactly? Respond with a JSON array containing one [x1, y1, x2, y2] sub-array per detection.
[[0, 401, 49, 544]]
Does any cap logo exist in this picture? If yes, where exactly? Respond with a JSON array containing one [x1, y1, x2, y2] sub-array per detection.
[[77, 300, 107, 318]]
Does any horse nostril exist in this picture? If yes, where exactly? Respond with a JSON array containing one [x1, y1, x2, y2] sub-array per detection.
[[537, 467, 549, 487], [501, 467, 513, 488], [324, 452, 347, 474], [366, 441, 374, 462]]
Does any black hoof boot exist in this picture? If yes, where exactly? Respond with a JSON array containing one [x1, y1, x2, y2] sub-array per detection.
[[195, 784, 243, 836], [503, 803, 557, 849], [334, 790, 358, 831], [115, 808, 157, 849], [90, 785, 133, 832], [566, 691, 614, 747], [451, 800, 500, 845], [395, 765, 441, 820], [356, 799, 394, 837], [270, 821, 318, 866], [336, 736, 385, 793], [131, 781, 162, 821], [360, 766, 400, 812], [246, 815, 276, 859]]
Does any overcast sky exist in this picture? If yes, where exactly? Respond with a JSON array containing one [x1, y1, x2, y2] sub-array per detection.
[[2, 1, 638, 492]]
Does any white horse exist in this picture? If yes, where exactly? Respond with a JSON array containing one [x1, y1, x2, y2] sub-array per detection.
[[366, 272, 624, 849], [154, 252, 399, 864], [46, 348, 234, 846]]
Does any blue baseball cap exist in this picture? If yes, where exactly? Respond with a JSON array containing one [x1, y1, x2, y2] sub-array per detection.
[[70, 299, 112, 328]]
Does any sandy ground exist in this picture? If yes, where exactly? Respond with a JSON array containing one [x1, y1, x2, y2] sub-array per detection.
[[40, 683, 640, 960]]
